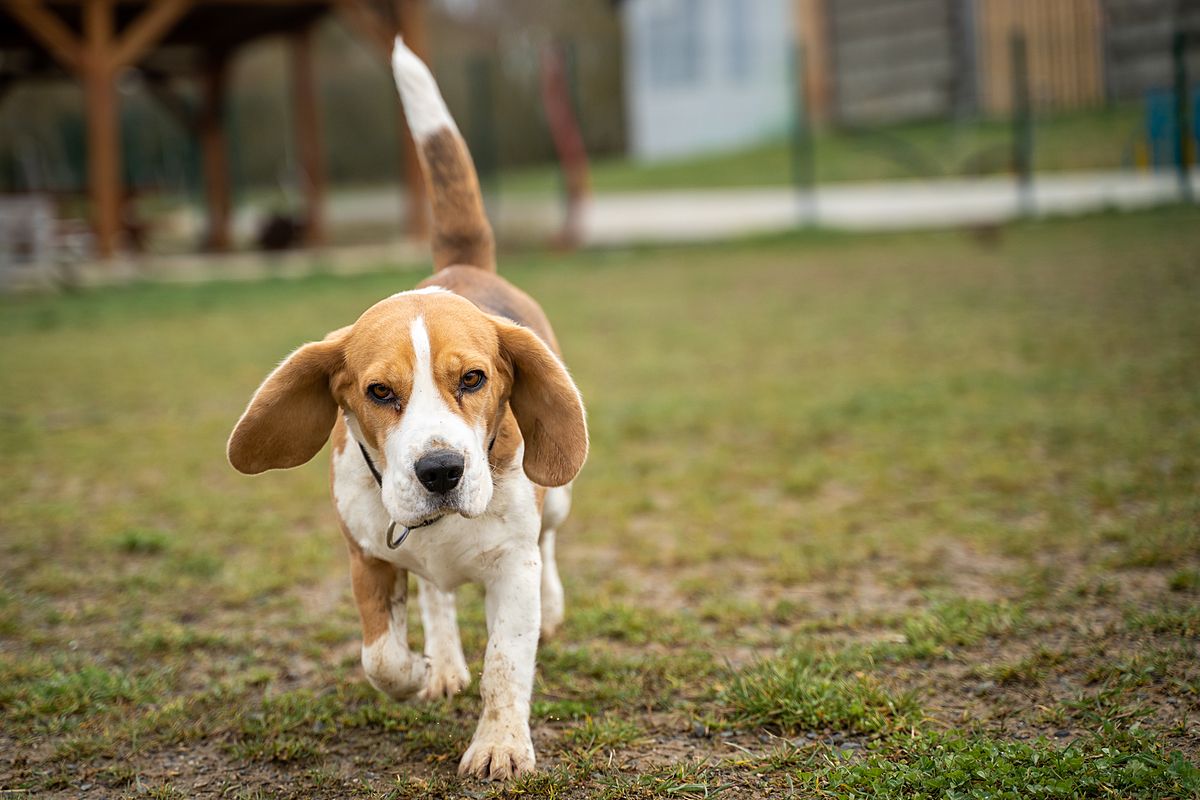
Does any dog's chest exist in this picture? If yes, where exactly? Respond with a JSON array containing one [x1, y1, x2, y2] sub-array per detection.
[[332, 440, 540, 590]]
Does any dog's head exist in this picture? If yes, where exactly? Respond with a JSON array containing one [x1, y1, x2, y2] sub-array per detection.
[[227, 288, 587, 527]]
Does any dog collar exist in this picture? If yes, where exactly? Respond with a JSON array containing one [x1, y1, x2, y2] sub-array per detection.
[[357, 443, 438, 549], [357, 435, 496, 550]]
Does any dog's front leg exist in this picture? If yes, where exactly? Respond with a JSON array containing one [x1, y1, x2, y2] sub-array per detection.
[[416, 576, 471, 700], [350, 544, 428, 700], [458, 548, 541, 780]]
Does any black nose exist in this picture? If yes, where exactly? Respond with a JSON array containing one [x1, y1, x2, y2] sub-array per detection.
[[414, 450, 464, 494]]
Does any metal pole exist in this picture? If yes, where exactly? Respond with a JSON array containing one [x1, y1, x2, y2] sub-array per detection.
[[954, 0, 980, 120], [789, 41, 816, 226], [1011, 30, 1034, 217], [1173, 30, 1193, 203], [466, 56, 498, 203]]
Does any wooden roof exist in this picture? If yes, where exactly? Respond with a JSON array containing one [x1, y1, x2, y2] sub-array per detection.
[[0, 1, 348, 78]]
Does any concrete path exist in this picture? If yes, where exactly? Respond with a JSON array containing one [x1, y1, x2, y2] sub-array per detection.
[[6, 169, 1196, 291], [575, 169, 1200, 245], [291, 168, 1198, 246]]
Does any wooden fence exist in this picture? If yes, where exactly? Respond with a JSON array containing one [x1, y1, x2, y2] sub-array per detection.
[[977, 0, 1106, 114], [795, 0, 1116, 124]]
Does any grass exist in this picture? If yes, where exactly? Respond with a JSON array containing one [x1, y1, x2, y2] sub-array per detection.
[[873, 597, 1022, 661], [1, 207, 1199, 797], [799, 731, 1200, 799], [720, 649, 918, 736], [499, 106, 1143, 193]]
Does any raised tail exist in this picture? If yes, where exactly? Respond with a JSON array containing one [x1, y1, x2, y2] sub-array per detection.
[[392, 37, 495, 272]]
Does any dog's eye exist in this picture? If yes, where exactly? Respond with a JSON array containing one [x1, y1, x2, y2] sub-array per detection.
[[460, 370, 486, 393], [367, 383, 395, 403]]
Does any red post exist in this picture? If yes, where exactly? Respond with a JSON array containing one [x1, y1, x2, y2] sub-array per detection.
[[540, 41, 590, 249]]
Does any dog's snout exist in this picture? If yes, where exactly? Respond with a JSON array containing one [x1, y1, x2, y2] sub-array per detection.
[[414, 450, 464, 494]]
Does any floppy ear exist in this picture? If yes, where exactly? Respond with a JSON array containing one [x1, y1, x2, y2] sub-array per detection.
[[496, 320, 588, 487], [227, 330, 347, 474]]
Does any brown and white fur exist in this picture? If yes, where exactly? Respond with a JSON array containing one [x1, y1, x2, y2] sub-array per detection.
[[226, 39, 587, 780]]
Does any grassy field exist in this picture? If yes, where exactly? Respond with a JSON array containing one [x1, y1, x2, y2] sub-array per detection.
[[2, 208, 1199, 798], [499, 106, 1142, 194]]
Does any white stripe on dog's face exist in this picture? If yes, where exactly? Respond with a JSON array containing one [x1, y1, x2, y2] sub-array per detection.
[[378, 316, 493, 526]]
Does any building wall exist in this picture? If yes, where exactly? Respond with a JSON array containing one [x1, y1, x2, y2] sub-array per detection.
[[623, 0, 793, 160]]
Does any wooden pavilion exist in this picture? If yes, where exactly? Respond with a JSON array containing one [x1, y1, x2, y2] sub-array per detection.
[[0, 0, 431, 258]]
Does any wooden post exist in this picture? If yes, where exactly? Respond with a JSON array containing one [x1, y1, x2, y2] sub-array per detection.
[[795, 0, 832, 126], [290, 24, 327, 246], [12, 0, 192, 259], [83, 0, 121, 258], [110, 0, 193, 70], [396, 0, 428, 239], [331, 0, 430, 238], [199, 52, 232, 251]]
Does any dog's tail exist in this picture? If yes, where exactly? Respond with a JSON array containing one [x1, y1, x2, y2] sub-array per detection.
[[392, 37, 495, 273]]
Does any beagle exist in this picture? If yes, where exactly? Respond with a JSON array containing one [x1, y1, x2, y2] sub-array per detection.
[[226, 39, 587, 780]]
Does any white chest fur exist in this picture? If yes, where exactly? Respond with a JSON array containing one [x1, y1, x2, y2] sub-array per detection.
[[332, 437, 541, 591]]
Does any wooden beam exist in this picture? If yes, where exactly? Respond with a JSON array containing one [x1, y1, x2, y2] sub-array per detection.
[[83, 0, 121, 258], [111, 0, 193, 69], [3, 0, 84, 73], [290, 24, 326, 246], [395, 0, 427, 239], [199, 51, 232, 251]]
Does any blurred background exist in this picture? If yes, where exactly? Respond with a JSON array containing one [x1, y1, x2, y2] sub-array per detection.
[[3, 4, 1200, 795], [0, 0, 1198, 286]]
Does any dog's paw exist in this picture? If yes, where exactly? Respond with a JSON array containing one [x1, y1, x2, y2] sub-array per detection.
[[419, 659, 470, 701], [362, 639, 429, 701], [458, 729, 535, 780]]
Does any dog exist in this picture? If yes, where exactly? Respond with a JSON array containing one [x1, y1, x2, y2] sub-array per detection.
[[226, 39, 588, 780]]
